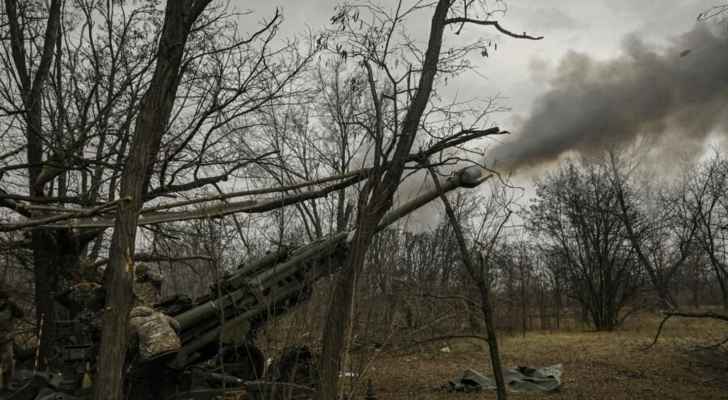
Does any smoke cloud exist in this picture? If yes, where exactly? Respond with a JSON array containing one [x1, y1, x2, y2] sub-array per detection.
[[488, 24, 728, 172]]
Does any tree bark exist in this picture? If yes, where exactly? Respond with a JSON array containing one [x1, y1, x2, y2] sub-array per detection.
[[318, 223, 374, 400], [428, 168, 508, 400], [317, 2, 452, 398], [4, 0, 64, 366], [31, 230, 89, 367], [93, 2, 210, 399]]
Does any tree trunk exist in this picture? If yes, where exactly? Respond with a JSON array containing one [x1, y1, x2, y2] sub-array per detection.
[[476, 280, 508, 399], [93, 2, 210, 399], [610, 155, 681, 310], [316, 2, 452, 398], [31, 230, 90, 368], [554, 278, 562, 329], [4, 0, 63, 366], [318, 225, 373, 400], [520, 269, 527, 337], [429, 168, 508, 400], [31, 235, 58, 369]]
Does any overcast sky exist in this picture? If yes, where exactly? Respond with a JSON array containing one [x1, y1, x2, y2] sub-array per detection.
[[239, 0, 717, 123], [233, 1, 726, 228]]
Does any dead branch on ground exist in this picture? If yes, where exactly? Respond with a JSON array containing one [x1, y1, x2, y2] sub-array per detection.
[[645, 310, 728, 350]]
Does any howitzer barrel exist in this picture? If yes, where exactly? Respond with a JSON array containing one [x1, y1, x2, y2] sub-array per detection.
[[375, 165, 486, 232], [169, 166, 488, 369], [222, 247, 290, 290], [170, 275, 312, 368], [174, 247, 291, 332], [245, 165, 489, 285]]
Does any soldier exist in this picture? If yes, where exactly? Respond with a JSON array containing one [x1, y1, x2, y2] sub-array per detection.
[[0, 286, 24, 389], [133, 263, 163, 306], [128, 263, 181, 363], [127, 306, 181, 363]]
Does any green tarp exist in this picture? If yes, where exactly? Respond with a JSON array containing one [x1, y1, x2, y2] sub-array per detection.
[[447, 364, 562, 393]]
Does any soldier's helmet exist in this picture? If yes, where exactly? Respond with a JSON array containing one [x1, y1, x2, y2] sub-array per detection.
[[134, 263, 149, 280], [133, 263, 163, 306], [135, 263, 162, 286]]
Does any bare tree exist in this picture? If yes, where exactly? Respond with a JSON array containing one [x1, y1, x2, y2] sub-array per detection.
[[315, 1, 541, 397], [93, 2, 217, 398], [540, 247, 567, 329], [529, 158, 642, 330], [608, 150, 698, 309], [0, 1, 551, 398], [249, 59, 369, 243], [2, 0, 65, 364], [0, 0, 316, 397], [686, 153, 728, 310], [429, 169, 511, 399]]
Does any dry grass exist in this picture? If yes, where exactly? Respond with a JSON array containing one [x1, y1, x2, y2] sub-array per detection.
[[343, 312, 728, 400]]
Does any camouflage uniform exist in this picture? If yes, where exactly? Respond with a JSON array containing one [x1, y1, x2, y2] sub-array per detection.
[[128, 264, 181, 363], [0, 289, 23, 388], [133, 263, 163, 307], [127, 306, 181, 363]]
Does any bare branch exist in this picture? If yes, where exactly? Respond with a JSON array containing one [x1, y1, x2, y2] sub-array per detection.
[[91, 253, 214, 269], [0, 198, 126, 232], [645, 310, 728, 350], [444, 17, 543, 40], [36, 176, 362, 229]]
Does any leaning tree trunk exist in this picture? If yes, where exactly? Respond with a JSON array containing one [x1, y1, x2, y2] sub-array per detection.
[[429, 169, 508, 400], [475, 278, 508, 399], [316, 2, 452, 398], [93, 2, 210, 399]]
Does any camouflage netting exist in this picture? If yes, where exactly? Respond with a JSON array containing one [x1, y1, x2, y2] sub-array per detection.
[[56, 282, 105, 316]]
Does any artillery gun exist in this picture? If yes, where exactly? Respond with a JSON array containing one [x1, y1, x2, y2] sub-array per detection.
[[3, 166, 488, 400]]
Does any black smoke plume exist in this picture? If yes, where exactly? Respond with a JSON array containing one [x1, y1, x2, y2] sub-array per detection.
[[489, 24, 728, 172]]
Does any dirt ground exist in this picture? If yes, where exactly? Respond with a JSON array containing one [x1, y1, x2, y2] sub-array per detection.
[[341, 313, 728, 400]]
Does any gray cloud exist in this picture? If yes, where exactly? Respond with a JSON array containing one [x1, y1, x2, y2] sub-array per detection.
[[488, 24, 728, 172], [527, 56, 552, 82], [523, 7, 586, 32]]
